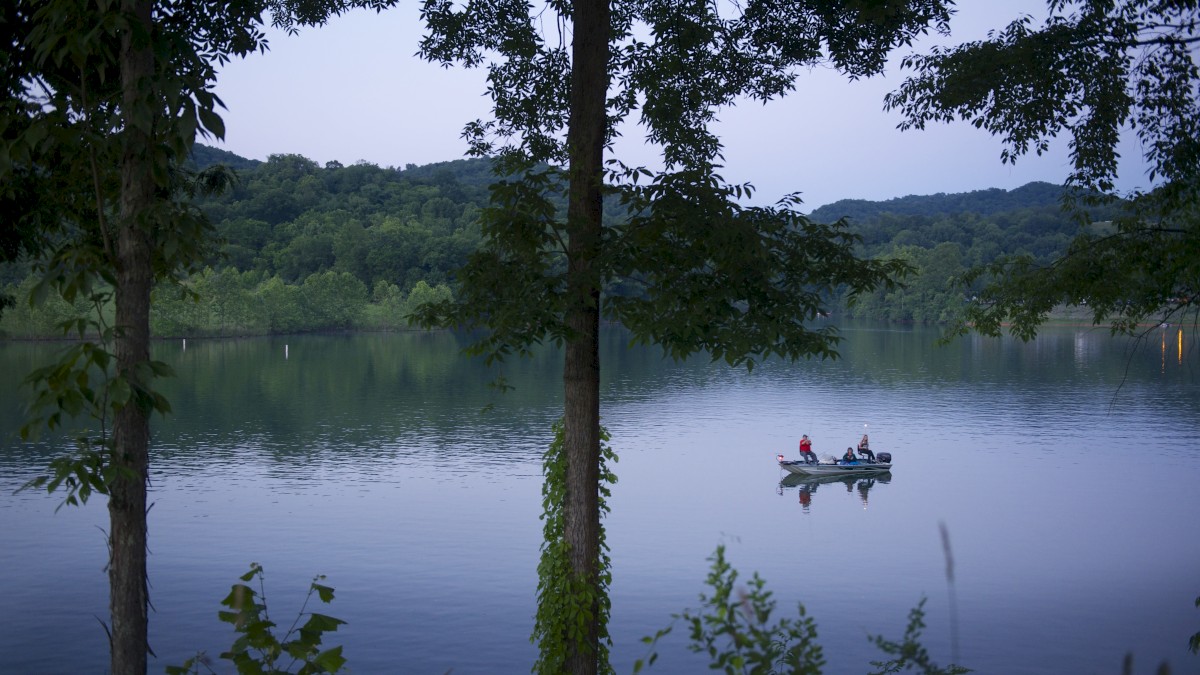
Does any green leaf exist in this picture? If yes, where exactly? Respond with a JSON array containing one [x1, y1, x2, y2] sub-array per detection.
[[108, 377, 132, 409], [313, 645, 347, 672], [313, 583, 335, 603], [302, 612, 346, 633], [197, 106, 226, 139]]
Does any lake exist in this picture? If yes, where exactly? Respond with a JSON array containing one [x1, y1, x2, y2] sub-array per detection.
[[1, 323, 1198, 674]]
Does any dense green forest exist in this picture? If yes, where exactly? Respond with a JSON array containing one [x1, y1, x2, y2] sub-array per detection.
[[1, 150, 488, 336], [0, 147, 1111, 337], [821, 184, 1117, 324]]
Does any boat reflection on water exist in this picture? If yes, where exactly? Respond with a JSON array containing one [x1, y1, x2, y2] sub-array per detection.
[[777, 472, 892, 513]]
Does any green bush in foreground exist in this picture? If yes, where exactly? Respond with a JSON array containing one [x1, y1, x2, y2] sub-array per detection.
[[634, 544, 825, 674], [168, 563, 346, 675], [635, 545, 968, 675], [169, 553, 1200, 673]]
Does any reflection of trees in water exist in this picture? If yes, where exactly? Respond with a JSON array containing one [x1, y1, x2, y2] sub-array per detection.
[[1, 332, 568, 469], [832, 320, 1195, 394], [5, 323, 1196, 470], [0, 329, 708, 472], [779, 473, 891, 513]]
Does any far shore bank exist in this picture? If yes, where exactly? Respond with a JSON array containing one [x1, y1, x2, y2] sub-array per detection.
[[2, 308, 1176, 344]]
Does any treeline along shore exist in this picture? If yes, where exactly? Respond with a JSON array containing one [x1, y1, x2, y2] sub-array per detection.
[[0, 146, 1117, 339]]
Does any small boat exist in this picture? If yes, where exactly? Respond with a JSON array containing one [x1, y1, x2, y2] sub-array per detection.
[[776, 452, 892, 476]]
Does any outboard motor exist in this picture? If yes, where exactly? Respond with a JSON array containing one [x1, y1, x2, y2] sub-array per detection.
[[877, 452, 892, 463]]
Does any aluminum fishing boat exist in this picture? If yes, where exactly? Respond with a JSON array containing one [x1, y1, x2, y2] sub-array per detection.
[[777, 451, 892, 476]]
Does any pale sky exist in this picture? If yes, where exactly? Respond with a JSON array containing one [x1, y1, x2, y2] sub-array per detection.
[[211, 1, 1153, 211]]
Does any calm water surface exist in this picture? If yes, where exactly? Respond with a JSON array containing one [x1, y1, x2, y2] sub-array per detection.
[[1, 323, 1198, 674]]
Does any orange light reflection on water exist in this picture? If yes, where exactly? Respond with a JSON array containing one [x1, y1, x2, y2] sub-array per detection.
[[1161, 327, 1185, 371]]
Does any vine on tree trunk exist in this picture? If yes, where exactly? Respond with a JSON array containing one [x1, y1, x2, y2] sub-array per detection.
[[532, 419, 617, 675]]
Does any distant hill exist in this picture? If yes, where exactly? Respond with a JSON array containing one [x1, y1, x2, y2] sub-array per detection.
[[184, 144, 1109, 263], [2, 146, 1131, 334], [191, 146, 1072, 222], [189, 144, 262, 171], [808, 181, 1066, 222], [398, 157, 498, 188], [189, 144, 499, 184]]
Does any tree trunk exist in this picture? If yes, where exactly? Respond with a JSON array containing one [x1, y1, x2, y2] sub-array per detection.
[[562, 0, 609, 673], [111, 1, 156, 672]]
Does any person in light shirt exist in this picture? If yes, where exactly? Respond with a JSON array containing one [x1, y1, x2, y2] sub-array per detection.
[[857, 434, 875, 461]]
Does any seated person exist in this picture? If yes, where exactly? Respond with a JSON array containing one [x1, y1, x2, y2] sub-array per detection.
[[842, 447, 857, 463], [857, 434, 875, 461]]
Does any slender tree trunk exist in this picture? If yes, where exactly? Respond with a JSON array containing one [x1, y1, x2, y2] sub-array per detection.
[[111, 1, 155, 672], [562, 0, 609, 673]]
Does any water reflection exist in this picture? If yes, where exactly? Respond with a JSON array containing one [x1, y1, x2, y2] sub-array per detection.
[[777, 472, 892, 512], [1160, 326, 1184, 372], [2, 325, 1198, 675]]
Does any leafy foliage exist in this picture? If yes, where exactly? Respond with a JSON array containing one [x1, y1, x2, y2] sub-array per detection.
[[1, 173, 1139, 335], [16, 288, 172, 508], [415, 0, 955, 367], [844, 244, 968, 325], [796, 183, 1126, 326], [609, 175, 912, 368], [868, 599, 970, 675], [808, 182, 1070, 223], [532, 420, 618, 675], [2, 266, 453, 337], [635, 545, 825, 675], [194, 153, 487, 288], [952, 192, 1199, 341], [884, 0, 1200, 339], [166, 563, 347, 675]]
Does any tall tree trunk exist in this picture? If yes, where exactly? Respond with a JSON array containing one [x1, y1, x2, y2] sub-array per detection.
[[562, 0, 609, 673], [111, 1, 155, 672]]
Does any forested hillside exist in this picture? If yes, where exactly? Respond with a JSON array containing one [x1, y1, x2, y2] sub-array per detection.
[[190, 143, 262, 171], [809, 182, 1066, 222], [0, 151, 489, 337], [193, 153, 488, 288], [821, 185, 1118, 325], [0, 146, 1108, 337]]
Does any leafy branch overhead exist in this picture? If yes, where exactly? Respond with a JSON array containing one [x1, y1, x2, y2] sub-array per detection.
[[608, 171, 911, 368], [415, 1, 950, 366], [884, 0, 1200, 339]]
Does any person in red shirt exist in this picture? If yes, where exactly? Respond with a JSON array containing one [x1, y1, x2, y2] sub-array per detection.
[[798, 487, 813, 511], [799, 435, 817, 464]]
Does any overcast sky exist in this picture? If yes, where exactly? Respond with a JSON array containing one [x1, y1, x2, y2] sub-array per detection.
[[211, 1, 1153, 211]]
